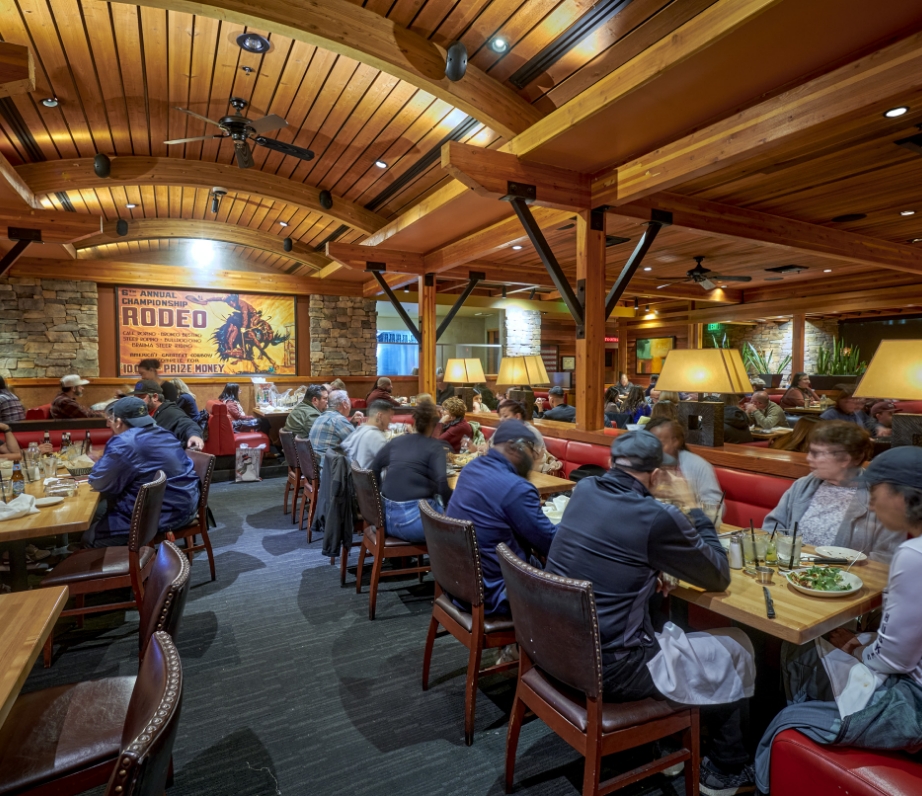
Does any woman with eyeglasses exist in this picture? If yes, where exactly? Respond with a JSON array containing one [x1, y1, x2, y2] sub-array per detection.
[[763, 421, 903, 554]]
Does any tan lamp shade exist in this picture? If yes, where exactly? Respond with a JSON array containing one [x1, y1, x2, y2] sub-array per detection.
[[854, 340, 922, 400], [495, 355, 551, 387], [443, 358, 486, 384], [654, 348, 751, 394]]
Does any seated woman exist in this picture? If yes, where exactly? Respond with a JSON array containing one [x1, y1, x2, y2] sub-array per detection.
[[763, 421, 903, 553], [167, 378, 200, 420], [218, 383, 270, 435], [603, 385, 621, 414], [754, 446, 922, 795], [370, 403, 451, 543], [780, 371, 820, 409], [436, 396, 473, 453], [621, 385, 651, 424]]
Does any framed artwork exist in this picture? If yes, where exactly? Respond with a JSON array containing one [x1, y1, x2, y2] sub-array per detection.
[[635, 336, 675, 375], [561, 356, 576, 371]]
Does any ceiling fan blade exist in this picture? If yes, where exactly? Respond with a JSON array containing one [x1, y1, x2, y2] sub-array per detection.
[[699, 278, 717, 291], [656, 283, 677, 290], [164, 134, 226, 145], [234, 141, 255, 169], [255, 136, 314, 161], [250, 114, 288, 135], [709, 275, 752, 282], [173, 107, 224, 128]]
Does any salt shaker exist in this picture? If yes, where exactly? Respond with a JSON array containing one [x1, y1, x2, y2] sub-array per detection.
[[728, 533, 744, 570]]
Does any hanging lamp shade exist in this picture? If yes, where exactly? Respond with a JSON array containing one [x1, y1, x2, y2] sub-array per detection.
[[443, 358, 486, 384], [654, 349, 751, 394], [495, 355, 550, 387]]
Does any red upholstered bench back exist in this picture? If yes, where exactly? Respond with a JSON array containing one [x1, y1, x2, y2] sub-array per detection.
[[204, 401, 235, 456], [14, 428, 113, 452], [769, 394, 783, 405], [482, 426, 494, 440], [543, 436, 568, 462], [895, 400, 922, 414], [351, 398, 367, 410], [25, 404, 52, 420], [715, 466, 791, 527], [562, 440, 611, 478]]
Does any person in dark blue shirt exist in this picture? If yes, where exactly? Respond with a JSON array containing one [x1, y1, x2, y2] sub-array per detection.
[[446, 419, 557, 616], [85, 397, 200, 547], [819, 384, 878, 434], [535, 386, 576, 423]]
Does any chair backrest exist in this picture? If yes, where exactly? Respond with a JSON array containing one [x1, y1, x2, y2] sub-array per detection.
[[138, 540, 191, 659], [186, 449, 216, 518], [419, 501, 483, 608], [351, 463, 385, 531], [128, 470, 167, 552], [278, 429, 299, 470], [202, 401, 234, 456], [25, 404, 52, 420], [107, 631, 183, 796], [497, 543, 603, 700], [294, 435, 319, 483]]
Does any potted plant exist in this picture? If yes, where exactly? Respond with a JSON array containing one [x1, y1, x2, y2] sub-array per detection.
[[742, 342, 792, 388], [811, 340, 868, 390]]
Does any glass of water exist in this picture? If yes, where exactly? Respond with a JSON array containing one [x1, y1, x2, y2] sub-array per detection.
[[776, 533, 803, 569]]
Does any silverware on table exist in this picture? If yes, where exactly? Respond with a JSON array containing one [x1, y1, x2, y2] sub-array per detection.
[[763, 586, 776, 619]]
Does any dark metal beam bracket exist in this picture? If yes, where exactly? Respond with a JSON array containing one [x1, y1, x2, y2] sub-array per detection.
[[437, 271, 484, 340], [604, 210, 673, 319], [368, 266, 421, 343]]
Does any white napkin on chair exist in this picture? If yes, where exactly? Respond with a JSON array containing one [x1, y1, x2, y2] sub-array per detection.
[[0, 493, 40, 521]]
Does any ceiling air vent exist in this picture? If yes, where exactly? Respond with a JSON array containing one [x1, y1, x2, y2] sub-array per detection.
[[605, 235, 631, 247], [765, 265, 808, 274]]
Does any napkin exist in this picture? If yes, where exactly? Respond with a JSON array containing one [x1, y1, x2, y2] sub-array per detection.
[[816, 634, 884, 718], [0, 493, 40, 522]]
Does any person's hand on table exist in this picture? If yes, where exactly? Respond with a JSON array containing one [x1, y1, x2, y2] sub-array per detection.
[[38, 442, 54, 455], [827, 628, 862, 655], [187, 436, 205, 451]]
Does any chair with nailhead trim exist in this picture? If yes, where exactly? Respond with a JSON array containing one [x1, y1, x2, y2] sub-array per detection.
[[0, 550, 189, 796]]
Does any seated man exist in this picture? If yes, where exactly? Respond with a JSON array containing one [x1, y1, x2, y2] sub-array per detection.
[[365, 377, 402, 408], [446, 419, 557, 616], [342, 400, 394, 468], [534, 386, 576, 423], [308, 389, 353, 464], [50, 374, 104, 419], [133, 380, 204, 450], [546, 432, 756, 796], [744, 390, 789, 430], [754, 446, 922, 795], [868, 400, 900, 437], [85, 397, 200, 547], [284, 385, 328, 438], [819, 385, 876, 433]]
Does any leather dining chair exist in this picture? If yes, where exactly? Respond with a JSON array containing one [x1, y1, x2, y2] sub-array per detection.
[[0, 548, 190, 796], [294, 435, 321, 542], [496, 543, 700, 796], [279, 428, 301, 523], [352, 463, 429, 620], [153, 450, 218, 581], [419, 501, 517, 746], [40, 470, 167, 667]]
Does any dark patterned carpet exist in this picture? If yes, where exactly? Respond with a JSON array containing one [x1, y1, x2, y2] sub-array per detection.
[[22, 478, 686, 796]]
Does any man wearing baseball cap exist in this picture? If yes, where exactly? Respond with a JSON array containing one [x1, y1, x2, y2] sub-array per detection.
[[534, 385, 576, 422], [132, 380, 204, 450], [50, 374, 104, 419], [869, 400, 901, 438], [83, 396, 200, 547], [755, 446, 922, 795], [546, 432, 756, 795]]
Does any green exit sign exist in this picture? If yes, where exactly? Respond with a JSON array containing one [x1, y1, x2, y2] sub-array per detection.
[[706, 323, 723, 332]]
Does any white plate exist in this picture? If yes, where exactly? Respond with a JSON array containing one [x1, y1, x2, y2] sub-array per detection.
[[786, 569, 863, 598], [34, 496, 64, 507], [815, 545, 867, 563]]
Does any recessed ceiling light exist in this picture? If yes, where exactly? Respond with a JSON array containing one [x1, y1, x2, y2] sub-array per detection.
[[901, 210, 916, 216], [278, 221, 288, 227], [720, 284, 727, 288], [375, 160, 387, 169], [41, 97, 59, 108], [643, 266, 652, 271], [512, 245, 522, 250], [823, 269, 832, 273], [884, 106, 909, 118], [236, 33, 271, 54], [125, 203, 137, 209], [491, 37, 508, 53]]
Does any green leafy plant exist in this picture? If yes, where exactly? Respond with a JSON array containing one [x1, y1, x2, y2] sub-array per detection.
[[710, 332, 730, 349], [742, 342, 792, 375], [814, 339, 867, 375]]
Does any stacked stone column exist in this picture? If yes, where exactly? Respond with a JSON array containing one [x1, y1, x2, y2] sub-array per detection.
[[309, 295, 378, 376]]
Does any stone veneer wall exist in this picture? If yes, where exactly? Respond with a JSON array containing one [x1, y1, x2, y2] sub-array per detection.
[[0, 277, 99, 378], [309, 295, 377, 376], [503, 308, 541, 356], [708, 319, 838, 375]]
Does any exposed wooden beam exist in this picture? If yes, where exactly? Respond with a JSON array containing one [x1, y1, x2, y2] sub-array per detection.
[[363, 272, 413, 298], [19, 157, 385, 235], [1, 207, 102, 243], [0, 151, 39, 209], [441, 141, 590, 212], [76, 218, 329, 271], [0, 42, 34, 98], [362, 180, 468, 248], [596, 29, 922, 206], [609, 193, 922, 276], [10, 257, 363, 296], [627, 276, 741, 303], [326, 242, 425, 274], [108, 0, 541, 140]]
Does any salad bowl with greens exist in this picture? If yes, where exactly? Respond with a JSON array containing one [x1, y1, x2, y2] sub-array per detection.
[[786, 566, 863, 598]]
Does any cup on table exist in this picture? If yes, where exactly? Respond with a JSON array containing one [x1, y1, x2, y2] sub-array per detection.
[[0, 479, 12, 502], [42, 457, 58, 478], [776, 533, 803, 568], [700, 502, 721, 524], [741, 530, 769, 567]]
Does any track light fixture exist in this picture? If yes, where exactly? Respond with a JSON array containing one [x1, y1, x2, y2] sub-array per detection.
[[529, 287, 536, 300], [210, 188, 227, 214]]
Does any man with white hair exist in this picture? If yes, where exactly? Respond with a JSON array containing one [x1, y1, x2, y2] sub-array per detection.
[[308, 388, 354, 464]]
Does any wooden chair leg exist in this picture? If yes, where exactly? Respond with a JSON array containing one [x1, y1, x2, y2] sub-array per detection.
[[368, 548, 384, 620], [505, 690, 527, 793], [582, 731, 602, 796], [683, 709, 701, 796], [283, 477, 291, 516], [297, 487, 308, 533], [201, 529, 216, 582], [464, 637, 484, 746], [421, 614, 439, 691], [306, 484, 318, 537], [339, 544, 349, 586], [418, 554, 426, 584], [355, 541, 368, 594], [43, 631, 53, 668]]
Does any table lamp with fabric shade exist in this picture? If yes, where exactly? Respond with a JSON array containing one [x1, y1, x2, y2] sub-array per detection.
[[444, 358, 486, 411], [854, 340, 922, 447], [655, 349, 751, 446], [496, 355, 551, 420]]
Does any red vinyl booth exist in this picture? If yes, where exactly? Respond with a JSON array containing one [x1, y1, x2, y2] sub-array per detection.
[[203, 400, 270, 456], [13, 427, 113, 452], [770, 729, 922, 796], [715, 467, 791, 527], [25, 404, 52, 420]]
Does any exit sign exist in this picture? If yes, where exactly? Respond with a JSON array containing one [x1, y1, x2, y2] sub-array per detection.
[[706, 323, 723, 332]]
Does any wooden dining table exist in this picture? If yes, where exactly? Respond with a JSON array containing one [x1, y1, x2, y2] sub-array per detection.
[[786, 405, 826, 416], [0, 479, 100, 591], [252, 407, 290, 446], [0, 586, 68, 728], [448, 468, 575, 497]]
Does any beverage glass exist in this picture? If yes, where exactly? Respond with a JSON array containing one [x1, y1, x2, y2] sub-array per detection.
[[700, 502, 721, 524], [0, 479, 12, 502], [776, 534, 803, 568], [42, 457, 58, 478], [741, 531, 768, 567]]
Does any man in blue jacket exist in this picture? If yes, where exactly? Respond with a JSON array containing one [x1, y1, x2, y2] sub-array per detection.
[[446, 419, 557, 617], [85, 396, 200, 547]]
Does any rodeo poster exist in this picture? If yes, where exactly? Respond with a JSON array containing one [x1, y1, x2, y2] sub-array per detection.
[[117, 288, 296, 376]]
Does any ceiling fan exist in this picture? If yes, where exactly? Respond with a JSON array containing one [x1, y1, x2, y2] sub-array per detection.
[[656, 256, 752, 292], [164, 97, 314, 169]]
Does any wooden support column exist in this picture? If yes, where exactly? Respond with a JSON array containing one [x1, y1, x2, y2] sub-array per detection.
[[418, 274, 437, 396], [687, 303, 703, 349], [575, 209, 606, 431], [792, 313, 806, 376]]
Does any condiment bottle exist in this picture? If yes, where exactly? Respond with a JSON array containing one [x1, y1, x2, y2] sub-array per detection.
[[728, 533, 743, 570]]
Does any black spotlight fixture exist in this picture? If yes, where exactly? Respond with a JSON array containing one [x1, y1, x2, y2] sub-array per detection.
[[115, 219, 129, 236], [529, 287, 536, 300], [236, 33, 271, 54], [283, 237, 293, 252], [445, 41, 468, 82], [502, 286, 507, 298], [210, 188, 227, 214], [633, 297, 639, 311], [319, 189, 333, 210], [93, 153, 111, 178]]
